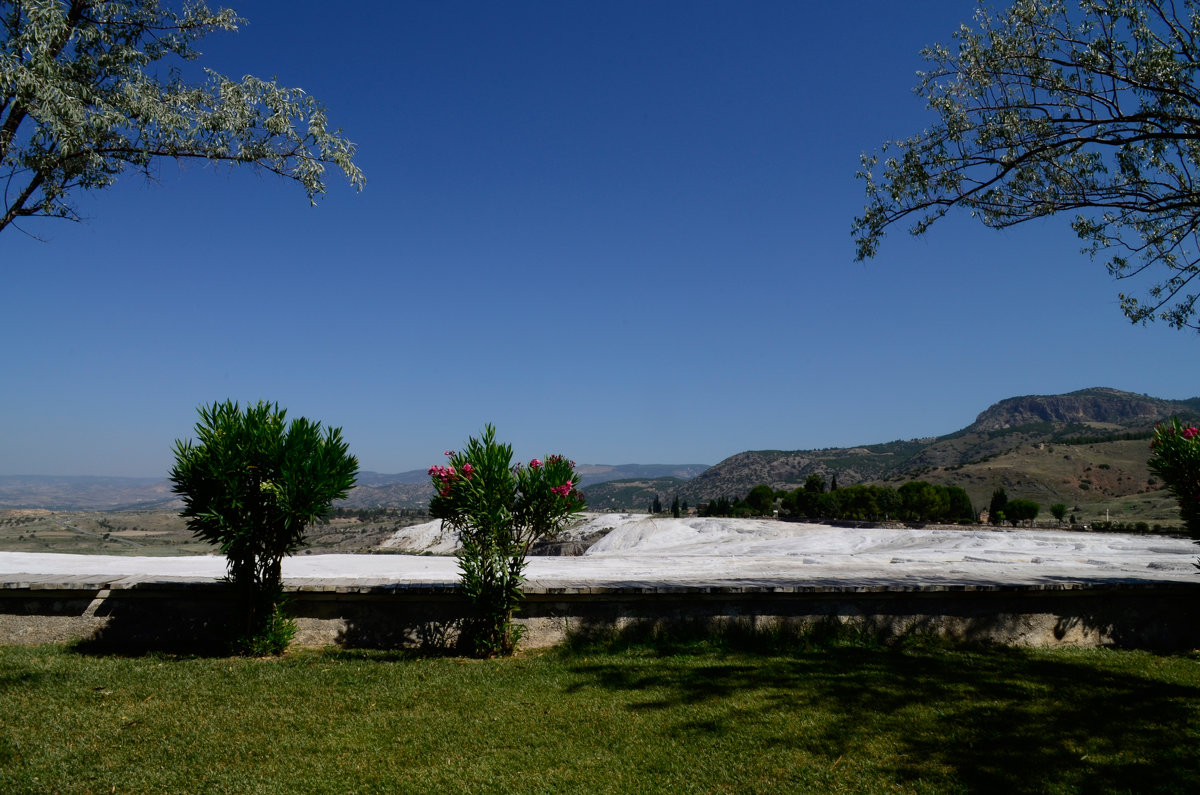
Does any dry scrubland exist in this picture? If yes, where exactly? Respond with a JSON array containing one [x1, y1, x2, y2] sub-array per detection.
[[0, 510, 426, 556], [926, 439, 1184, 526], [0, 503, 1190, 562]]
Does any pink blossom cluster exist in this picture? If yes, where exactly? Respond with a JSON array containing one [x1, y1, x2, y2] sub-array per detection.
[[1153, 424, 1200, 447], [529, 458, 542, 469], [550, 480, 574, 498], [428, 462, 473, 497]]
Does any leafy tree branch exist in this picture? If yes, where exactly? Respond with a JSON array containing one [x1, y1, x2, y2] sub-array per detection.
[[0, 1, 363, 236], [855, 0, 1200, 330]]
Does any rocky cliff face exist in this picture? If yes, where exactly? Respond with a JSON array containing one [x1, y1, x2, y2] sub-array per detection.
[[967, 387, 1189, 431]]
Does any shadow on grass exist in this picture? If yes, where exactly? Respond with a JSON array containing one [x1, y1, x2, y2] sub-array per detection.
[[571, 651, 1200, 791], [0, 668, 49, 692], [560, 622, 1200, 791]]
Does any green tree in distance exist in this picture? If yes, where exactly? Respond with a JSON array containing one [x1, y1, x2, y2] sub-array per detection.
[[1005, 498, 1041, 527], [0, 1, 363, 236], [898, 481, 949, 523], [855, 0, 1200, 331], [169, 400, 357, 653], [745, 484, 776, 516], [943, 485, 976, 524], [989, 488, 1009, 526]]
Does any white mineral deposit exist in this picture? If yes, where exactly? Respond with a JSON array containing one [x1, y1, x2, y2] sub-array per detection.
[[2, 513, 1197, 588]]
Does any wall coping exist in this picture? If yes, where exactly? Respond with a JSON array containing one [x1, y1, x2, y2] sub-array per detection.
[[4, 574, 1199, 597]]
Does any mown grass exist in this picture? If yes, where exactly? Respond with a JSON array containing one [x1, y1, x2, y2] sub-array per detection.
[[2, 639, 1199, 793]]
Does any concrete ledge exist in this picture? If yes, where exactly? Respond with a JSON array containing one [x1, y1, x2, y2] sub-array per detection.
[[3, 578, 1199, 652]]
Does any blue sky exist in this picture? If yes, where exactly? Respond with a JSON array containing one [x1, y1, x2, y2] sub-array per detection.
[[3, 1, 1197, 478]]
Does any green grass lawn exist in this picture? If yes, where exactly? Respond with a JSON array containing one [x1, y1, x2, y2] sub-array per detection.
[[2, 641, 1198, 793]]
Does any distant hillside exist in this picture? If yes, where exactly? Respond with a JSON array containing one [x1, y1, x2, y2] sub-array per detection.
[[575, 463, 709, 483], [0, 464, 710, 512], [677, 387, 1199, 523], [579, 477, 692, 512], [336, 478, 432, 510], [0, 476, 177, 511], [354, 469, 428, 487], [339, 463, 709, 510]]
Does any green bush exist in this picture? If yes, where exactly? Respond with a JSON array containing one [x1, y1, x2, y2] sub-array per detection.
[[430, 425, 583, 656], [169, 400, 357, 654]]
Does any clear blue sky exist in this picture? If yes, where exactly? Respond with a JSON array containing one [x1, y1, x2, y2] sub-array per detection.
[[3, 1, 1197, 478]]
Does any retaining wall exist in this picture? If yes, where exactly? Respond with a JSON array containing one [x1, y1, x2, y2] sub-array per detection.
[[3, 577, 1199, 653]]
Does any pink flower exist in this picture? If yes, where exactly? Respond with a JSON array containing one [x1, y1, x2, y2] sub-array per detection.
[[1183, 426, 1198, 440], [444, 450, 455, 456], [530, 458, 542, 469], [429, 464, 460, 485]]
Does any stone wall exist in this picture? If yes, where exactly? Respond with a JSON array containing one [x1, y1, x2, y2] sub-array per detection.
[[3, 579, 1199, 653]]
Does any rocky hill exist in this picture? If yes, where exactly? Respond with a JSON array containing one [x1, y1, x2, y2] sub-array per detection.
[[644, 388, 1199, 522], [579, 477, 692, 512], [967, 387, 1199, 431]]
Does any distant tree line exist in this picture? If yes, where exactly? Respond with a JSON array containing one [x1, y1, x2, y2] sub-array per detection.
[[698, 484, 777, 518], [1057, 430, 1154, 446], [648, 494, 689, 518], [698, 475, 979, 524]]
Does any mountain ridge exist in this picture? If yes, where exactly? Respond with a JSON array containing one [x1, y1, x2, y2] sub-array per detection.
[[0, 463, 711, 511], [3, 388, 1195, 514], [581, 388, 1198, 519]]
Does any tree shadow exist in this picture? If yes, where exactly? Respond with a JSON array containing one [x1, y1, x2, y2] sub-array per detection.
[[69, 584, 238, 657], [324, 596, 477, 656], [559, 584, 1200, 654], [562, 641, 1200, 791], [58, 584, 487, 659]]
